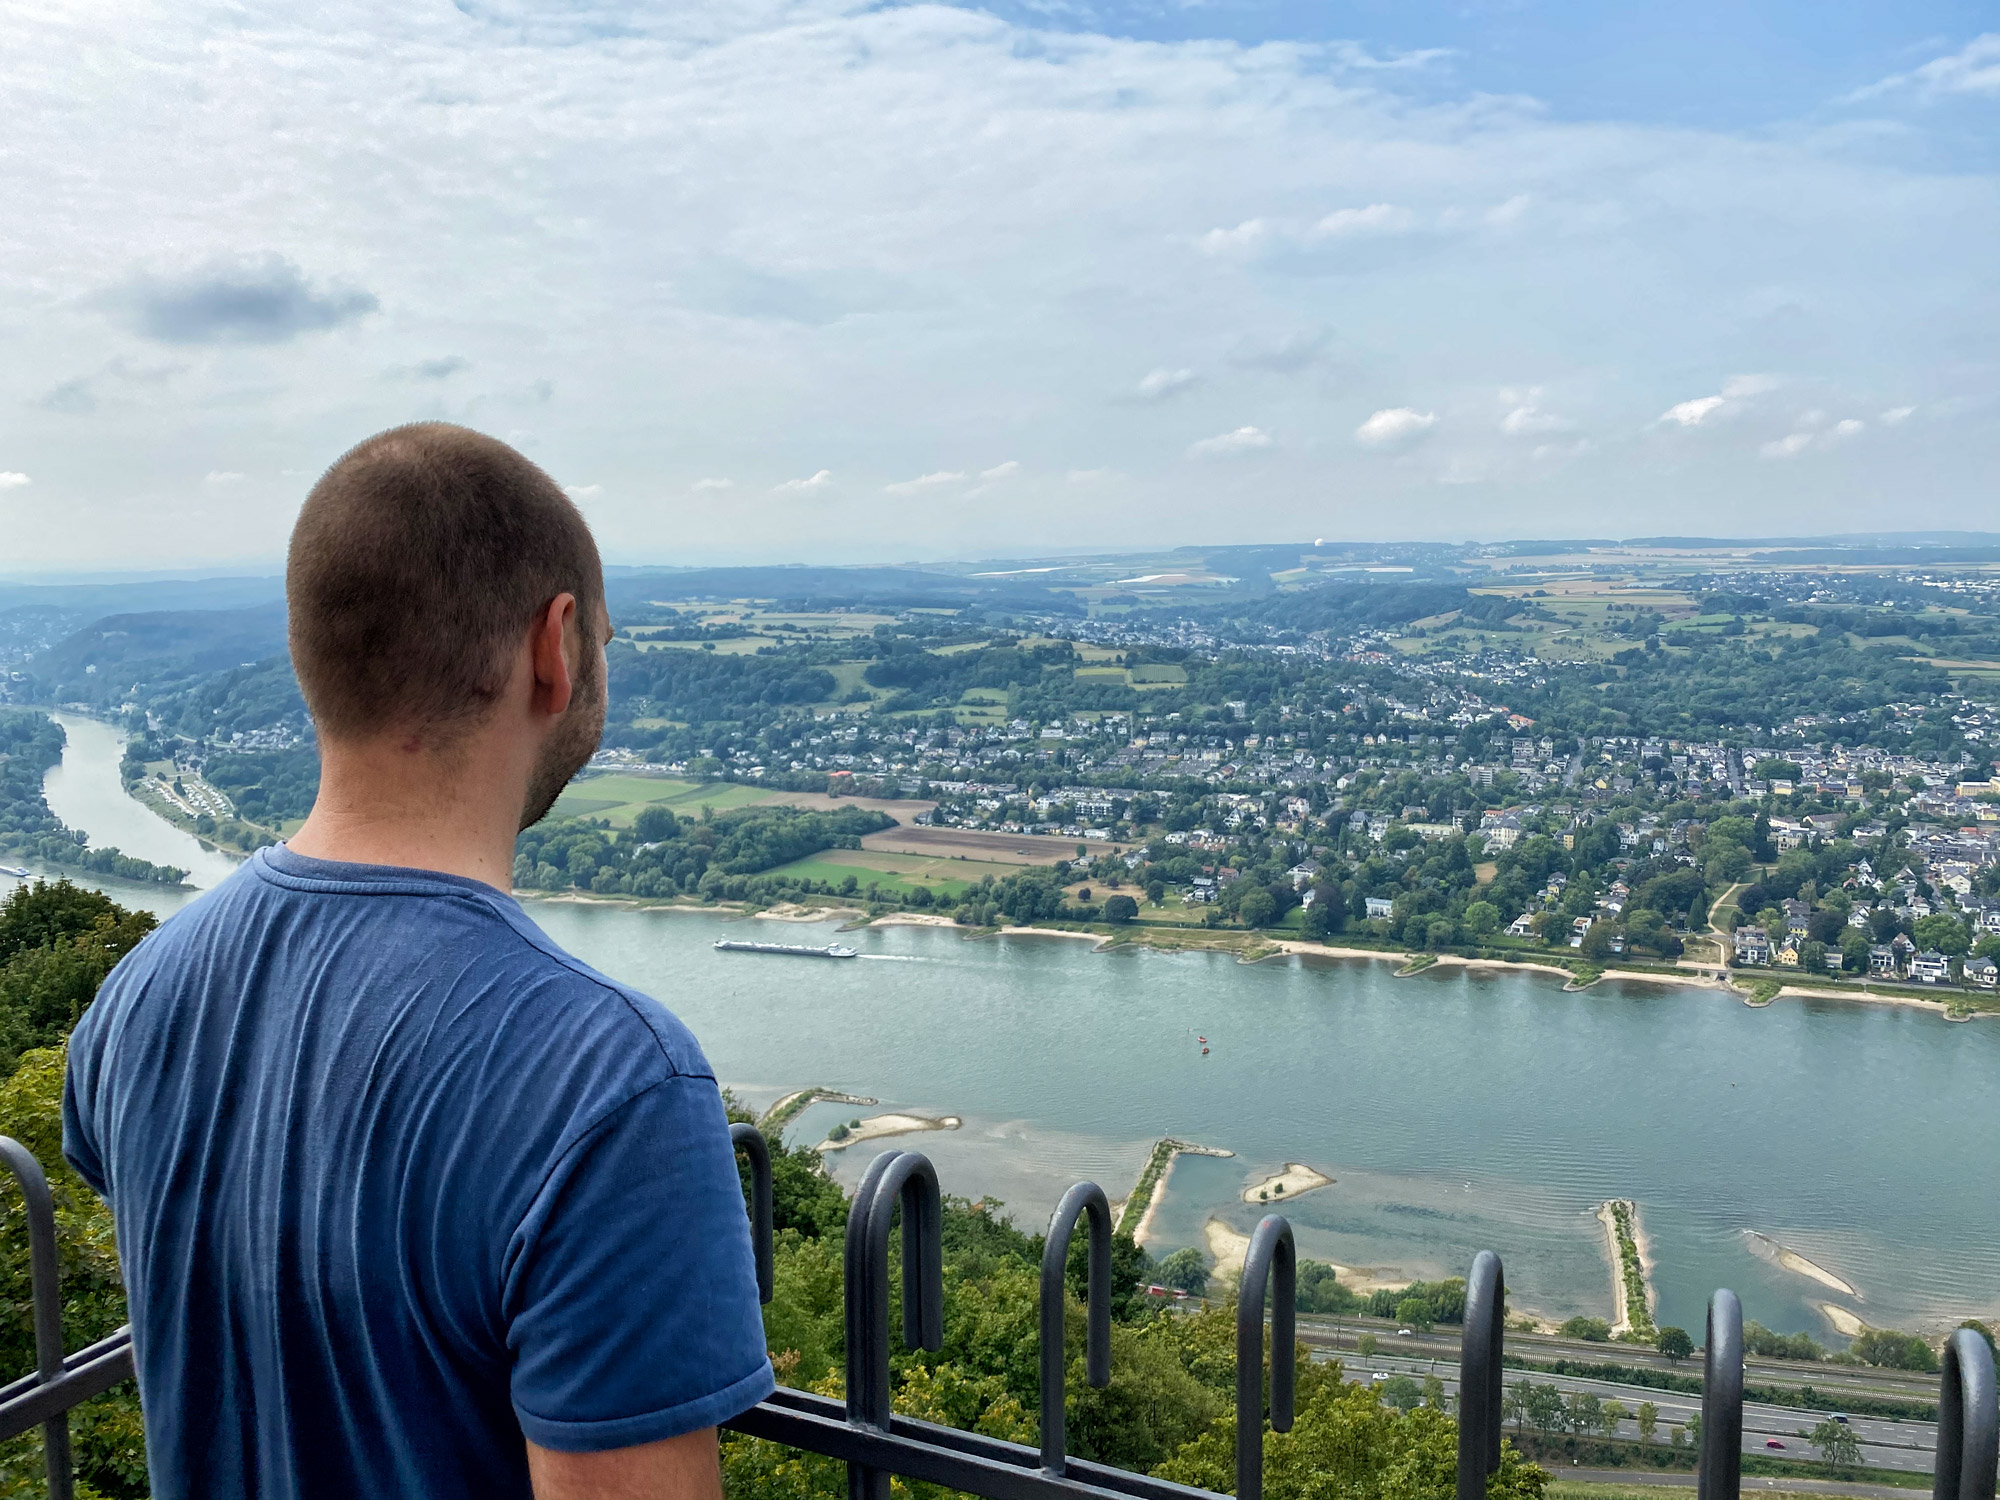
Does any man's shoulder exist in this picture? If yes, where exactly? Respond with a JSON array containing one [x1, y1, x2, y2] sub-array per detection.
[[492, 915, 714, 1083], [80, 850, 712, 1085]]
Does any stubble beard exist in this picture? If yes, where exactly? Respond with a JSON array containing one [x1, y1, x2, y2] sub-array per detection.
[[519, 651, 606, 832]]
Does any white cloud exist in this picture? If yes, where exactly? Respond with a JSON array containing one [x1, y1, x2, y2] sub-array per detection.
[[1187, 426, 1273, 458], [0, 472, 29, 490], [1134, 367, 1198, 400], [1309, 203, 1413, 239], [1880, 406, 1916, 425], [1500, 402, 1572, 436], [1197, 219, 1267, 257], [1658, 395, 1727, 427], [692, 477, 734, 491], [1485, 194, 1530, 227], [564, 483, 602, 498], [772, 470, 832, 494], [1760, 432, 1814, 459], [203, 470, 245, 484], [1830, 419, 1864, 439], [1355, 408, 1436, 447], [885, 469, 966, 494], [978, 460, 1019, 480], [1066, 468, 1117, 484], [1721, 374, 1782, 398], [1850, 34, 2000, 100]]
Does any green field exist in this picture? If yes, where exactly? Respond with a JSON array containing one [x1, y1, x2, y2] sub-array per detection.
[[768, 857, 977, 899], [548, 775, 771, 826]]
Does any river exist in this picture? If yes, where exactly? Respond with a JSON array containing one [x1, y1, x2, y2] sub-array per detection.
[[19, 717, 2000, 1341]]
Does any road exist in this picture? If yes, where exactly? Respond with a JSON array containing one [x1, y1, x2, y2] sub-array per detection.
[[1317, 1345, 1934, 1475]]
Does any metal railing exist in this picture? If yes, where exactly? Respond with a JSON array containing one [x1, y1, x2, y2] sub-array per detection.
[[1, 1131, 1995, 1500]]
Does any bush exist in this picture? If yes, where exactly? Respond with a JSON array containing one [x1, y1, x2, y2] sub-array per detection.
[[1559, 1316, 1612, 1342], [1744, 1320, 1826, 1361], [1848, 1328, 1938, 1372], [1156, 1246, 1209, 1295]]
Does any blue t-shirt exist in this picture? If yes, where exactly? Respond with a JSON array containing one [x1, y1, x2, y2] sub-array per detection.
[[63, 846, 774, 1500]]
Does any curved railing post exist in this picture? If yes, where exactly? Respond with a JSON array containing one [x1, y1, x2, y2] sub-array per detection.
[[1236, 1215, 1295, 1500], [729, 1122, 774, 1305], [1698, 1288, 1743, 1500], [1038, 1181, 1112, 1476], [0, 1137, 74, 1500], [843, 1150, 944, 1500], [1936, 1326, 1998, 1500], [1457, 1251, 1505, 1500]]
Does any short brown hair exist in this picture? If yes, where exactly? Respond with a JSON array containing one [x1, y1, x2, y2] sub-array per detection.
[[287, 423, 603, 740]]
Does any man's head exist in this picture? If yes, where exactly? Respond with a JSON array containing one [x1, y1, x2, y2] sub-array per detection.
[[288, 423, 606, 828]]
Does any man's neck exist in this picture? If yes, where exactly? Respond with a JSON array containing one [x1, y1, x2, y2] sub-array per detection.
[[286, 737, 526, 891]]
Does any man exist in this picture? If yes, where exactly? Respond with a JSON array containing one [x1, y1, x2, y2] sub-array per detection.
[[64, 424, 773, 1499]]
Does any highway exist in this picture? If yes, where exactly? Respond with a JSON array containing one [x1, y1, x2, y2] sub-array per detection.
[[1293, 1317, 1941, 1476]]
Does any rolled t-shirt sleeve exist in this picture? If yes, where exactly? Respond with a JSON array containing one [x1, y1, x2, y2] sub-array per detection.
[[503, 1073, 774, 1451]]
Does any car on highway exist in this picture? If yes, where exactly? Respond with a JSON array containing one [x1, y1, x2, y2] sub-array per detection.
[[1397, 1328, 1413, 1336], [1764, 1440, 1785, 1450], [1830, 1413, 1849, 1424]]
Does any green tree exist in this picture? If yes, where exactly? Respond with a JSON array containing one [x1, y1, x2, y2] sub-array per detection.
[[1656, 1326, 1694, 1362], [1848, 1328, 1938, 1372], [1356, 1332, 1378, 1357], [1913, 913, 1971, 957], [1103, 894, 1139, 924], [1636, 1400, 1659, 1445], [1156, 1246, 1209, 1295], [1395, 1297, 1433, 1333], [1599, 1398, 1626, 1441], [1238, 889, 1277, 927], [1463, 901, 1501, 938], [1524, 1383, 1566, 1434], [1564, 1390, 1601, 1435], [1810, 1418, 1860, 1473], [1558, 1316, 1611, 1342], [1380, 1374, 1422, 1411]]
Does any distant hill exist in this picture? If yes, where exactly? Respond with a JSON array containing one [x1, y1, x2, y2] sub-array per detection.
[[605, 565, 1083, 616], [32, 602, 290, 707]]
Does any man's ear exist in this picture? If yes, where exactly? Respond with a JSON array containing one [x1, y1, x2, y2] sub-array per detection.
[[531, 593, 579, 716]]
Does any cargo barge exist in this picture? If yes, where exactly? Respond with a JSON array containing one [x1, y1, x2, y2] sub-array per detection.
[[713, 939, 859, 959]]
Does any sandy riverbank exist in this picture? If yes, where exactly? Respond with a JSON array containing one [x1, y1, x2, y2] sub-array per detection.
[[1200, 1217, 1408, 1295], [871, 912, 960, 927], [817, 1111, 961, 1153], [757, 903, 866, 923], [992, 926, 1111, 945], [1243, 1163, 1332, 1204], [1815, 1302, 1868, 1336], [1745, 1231, 1860, 1298]]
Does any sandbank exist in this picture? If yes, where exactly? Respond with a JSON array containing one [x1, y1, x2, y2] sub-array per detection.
[[757, 903, 864, 923], [1745, 1231, 1859, 1298], [817, 1111, 962, 1153], [760, 1086, 877, 1129], [870, 912, 959, 927], [1201, 1216, 1406, 1295], [994, 926, 1111, 945], [1243, 1163, 1332, 1204], [1815, 1302, 1868, 1337]]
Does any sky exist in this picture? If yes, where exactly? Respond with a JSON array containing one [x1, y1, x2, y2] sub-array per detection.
[[2, 0, 1997, 571]]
